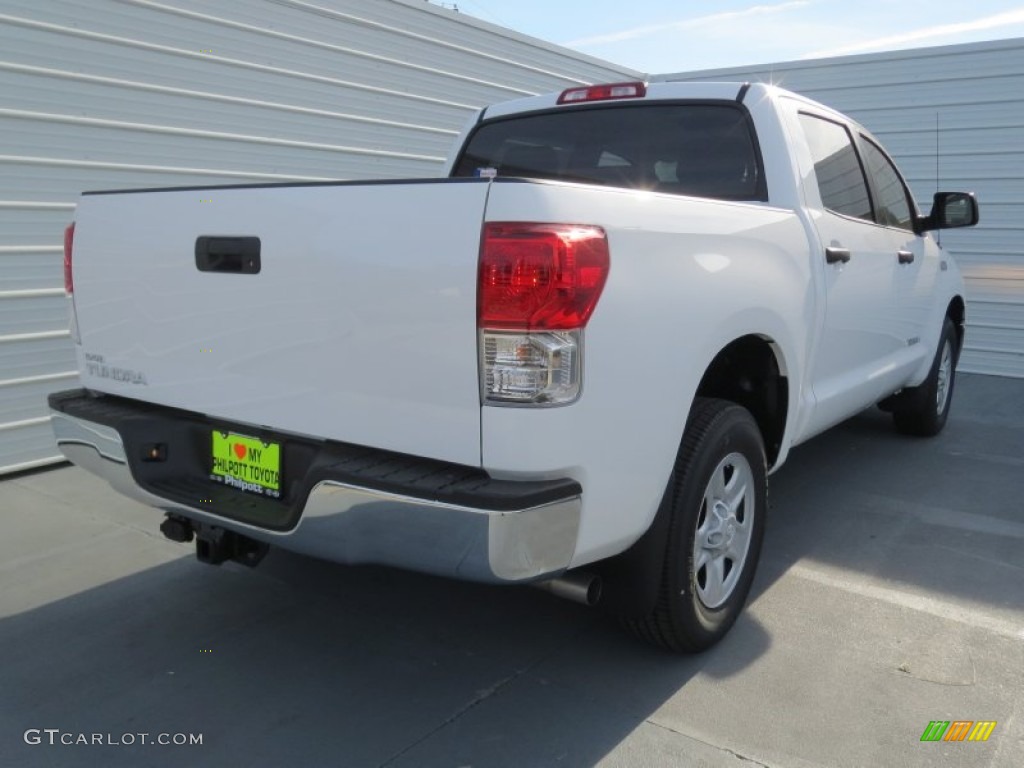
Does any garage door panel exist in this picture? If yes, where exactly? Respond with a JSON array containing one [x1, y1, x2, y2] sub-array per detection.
[[0, 295, 68, 337]]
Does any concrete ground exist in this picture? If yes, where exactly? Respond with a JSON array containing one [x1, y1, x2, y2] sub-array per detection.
[[1, 373, 1022, 768]]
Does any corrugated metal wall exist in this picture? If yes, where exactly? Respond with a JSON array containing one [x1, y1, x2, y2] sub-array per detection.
[[655, 37, 1024, 378], [0, 0, 638, 475]]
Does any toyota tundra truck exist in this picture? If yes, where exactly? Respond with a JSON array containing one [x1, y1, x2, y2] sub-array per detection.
[[49, 81, 979, 652]]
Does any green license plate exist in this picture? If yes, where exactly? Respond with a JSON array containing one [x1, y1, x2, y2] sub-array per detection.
[[211, 431, 282, 498]]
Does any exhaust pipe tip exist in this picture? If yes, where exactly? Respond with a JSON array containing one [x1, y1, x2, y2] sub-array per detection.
[[533, 572, 602, 606]]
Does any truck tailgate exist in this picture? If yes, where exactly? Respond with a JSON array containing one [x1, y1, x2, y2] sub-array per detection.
[[71, 180, 489, 467]]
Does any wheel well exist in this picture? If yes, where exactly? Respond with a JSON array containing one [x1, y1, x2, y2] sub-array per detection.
[[695, 336, 787, 467], [947, 296, 966, 357]]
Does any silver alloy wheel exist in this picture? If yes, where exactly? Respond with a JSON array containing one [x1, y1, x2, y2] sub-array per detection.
[[692, 452, 755, 609], [936, 339, 953, 415]]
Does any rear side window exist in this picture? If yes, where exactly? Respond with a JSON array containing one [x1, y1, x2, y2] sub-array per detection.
[[798, 113, 872, 221], [452, 104, 766, 202], [860, 138, 915, 230]]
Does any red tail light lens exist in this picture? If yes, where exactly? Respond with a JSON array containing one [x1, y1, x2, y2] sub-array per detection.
[[479, 223, 610, 331], [63, 222, 75, 294]]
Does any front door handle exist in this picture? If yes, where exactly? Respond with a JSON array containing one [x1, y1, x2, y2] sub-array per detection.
[[897, 250, 915, 264], [825, 247, 851, 264]]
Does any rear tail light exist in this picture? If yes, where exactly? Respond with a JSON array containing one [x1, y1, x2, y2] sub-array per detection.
[[479, 223, 609, 331], [63, 221, 75, 294], [63, 221, 81, 343], [557, 81, 646, 105], [478, 223, 609, 405], [481, 331, 580, 405]]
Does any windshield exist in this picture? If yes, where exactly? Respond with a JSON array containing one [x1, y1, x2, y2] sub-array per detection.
[[452, 103, 766, 202]]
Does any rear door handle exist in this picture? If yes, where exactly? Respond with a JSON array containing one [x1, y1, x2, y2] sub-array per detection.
[[195, 236, 261, 274], [825, 247, 851, 264], [897, 250, 915, 264]]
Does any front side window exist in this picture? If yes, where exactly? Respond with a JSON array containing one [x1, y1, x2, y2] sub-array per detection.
[[453, 104, 767, 202], [860, 138, 914, 230], [798, 113, 872, 221]]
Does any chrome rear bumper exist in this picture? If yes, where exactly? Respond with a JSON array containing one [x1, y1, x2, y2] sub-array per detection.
[[50, 402, 581, 584]]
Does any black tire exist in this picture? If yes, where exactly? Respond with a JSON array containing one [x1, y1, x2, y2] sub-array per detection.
[[626, 398, 767, 653], [891, 317, 958, 437]]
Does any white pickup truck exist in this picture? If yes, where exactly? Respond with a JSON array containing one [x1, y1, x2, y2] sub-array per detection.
[[50, 81, 978, 652]]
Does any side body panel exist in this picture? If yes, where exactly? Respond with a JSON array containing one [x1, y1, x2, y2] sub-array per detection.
[[480, 179, 813, 565]]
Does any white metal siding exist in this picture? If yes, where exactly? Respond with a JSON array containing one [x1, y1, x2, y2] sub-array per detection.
[[657, 38, 1024, 378], [0, 0, 638, 474]]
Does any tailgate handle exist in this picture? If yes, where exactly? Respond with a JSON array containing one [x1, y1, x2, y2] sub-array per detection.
[[195, 236, 261, 274]]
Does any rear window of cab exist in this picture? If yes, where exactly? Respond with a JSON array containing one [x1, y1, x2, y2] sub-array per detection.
[[452, 103, 767, 202]]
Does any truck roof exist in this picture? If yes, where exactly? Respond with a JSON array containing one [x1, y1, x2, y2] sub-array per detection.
[[481, 81, 759, 120], [480, 80, 871, 146]]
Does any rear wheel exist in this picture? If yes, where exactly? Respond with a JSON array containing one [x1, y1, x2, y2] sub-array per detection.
[[626, 398, 767, 653], [891, 317, 958, 437]]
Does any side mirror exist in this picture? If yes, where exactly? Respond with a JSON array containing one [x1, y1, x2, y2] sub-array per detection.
[[917, 191, 979, 232]]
